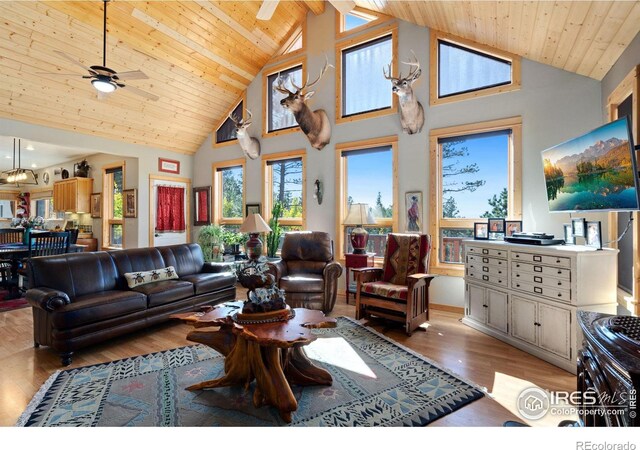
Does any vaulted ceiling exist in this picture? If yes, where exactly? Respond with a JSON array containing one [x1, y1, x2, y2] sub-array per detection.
[[0, 1, 639, 155]]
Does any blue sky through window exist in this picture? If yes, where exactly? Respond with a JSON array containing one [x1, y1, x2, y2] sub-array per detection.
[[345, 14, 370, 31], [347, 149, 393, 219], [442, 133, 509, 218]]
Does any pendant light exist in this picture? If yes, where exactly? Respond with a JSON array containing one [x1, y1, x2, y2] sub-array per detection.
[[1, 139, 38, 186]]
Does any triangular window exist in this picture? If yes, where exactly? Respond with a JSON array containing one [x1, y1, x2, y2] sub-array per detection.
[[216, 101, 243, 144], [344, 13, 371, 31], [438, 40, 512, 98]]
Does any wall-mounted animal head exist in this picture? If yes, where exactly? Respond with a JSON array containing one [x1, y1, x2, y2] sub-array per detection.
[[383, 51, 425, 135], [273, 57, 333, 150], [228, 109, 260, 160]]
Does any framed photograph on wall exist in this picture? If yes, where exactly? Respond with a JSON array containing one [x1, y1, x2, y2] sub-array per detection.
[[90, 193, 101, 218], [585, 221, 602, 250], [505, 220, 522, 237], [158, 157, 180, 174], [563, 224, 574, 245], [488, 218, 505, 233], [405, 191, 422, 232], [474, 222, 489, 240], [572, 217, 586, 237], [123, 189, 137, 218], [245, 203, 261, 217]]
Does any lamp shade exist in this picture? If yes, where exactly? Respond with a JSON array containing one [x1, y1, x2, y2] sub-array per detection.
[[239, 213, 272, 233], [343, 203, 375, 226]]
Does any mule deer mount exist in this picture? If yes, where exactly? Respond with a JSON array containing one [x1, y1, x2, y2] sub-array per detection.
[[229, 109, 260, 160], [273, 57, 333, 150], [383, 51, 425, 135]]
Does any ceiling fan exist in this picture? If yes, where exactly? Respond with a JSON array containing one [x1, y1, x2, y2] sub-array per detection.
[[40, 0, 158, 101], [257, 0, 356, 21]]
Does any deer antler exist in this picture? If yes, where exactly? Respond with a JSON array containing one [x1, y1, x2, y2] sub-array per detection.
[[273, 73, 295, 95], [401, 50, 421, 80], [291, 54, 333, 92], [228, 111, 241, 126], [382, 62, 399, 82], [244, 109, 253, 126]]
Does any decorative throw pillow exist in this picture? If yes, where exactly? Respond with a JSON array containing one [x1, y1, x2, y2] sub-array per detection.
[[124, 266, 179, 288]]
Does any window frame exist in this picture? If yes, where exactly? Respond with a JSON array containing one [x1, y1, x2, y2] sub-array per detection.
[[212, 158, 246, 226], [102, 161, 126, 250], [335, 6, 392, 39], [335, 23, 398, 124], [429, 117, 522, 276], [429, 30, 521, 106], [262, 149, 307, 231], [212, 91, 247, 149], [268, 21, 306, 65], [335, 135, 399, 261], [262, 57, 307, 138]]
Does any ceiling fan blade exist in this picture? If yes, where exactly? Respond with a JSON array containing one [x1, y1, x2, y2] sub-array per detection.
[[36, 72, 83, 76], [53, 50, 92, 72], [257, 0, 279, 20], [329, 0, 356, 15], [116, 70, 149, 81], [121, 84, 159, 101]]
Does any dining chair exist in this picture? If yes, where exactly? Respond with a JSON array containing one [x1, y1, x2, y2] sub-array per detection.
[[0, 228, 24, 289], [18, 231, 70, 290]]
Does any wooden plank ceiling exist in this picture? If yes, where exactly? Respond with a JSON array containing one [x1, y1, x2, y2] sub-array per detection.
[[0, 1, 639, 155], [0, 1, 309, 153], [357, 1, 640, 81]]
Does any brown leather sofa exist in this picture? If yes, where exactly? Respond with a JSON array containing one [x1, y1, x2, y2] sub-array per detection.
[[267, 231, 343, 313], [26, 243, 236, 365]]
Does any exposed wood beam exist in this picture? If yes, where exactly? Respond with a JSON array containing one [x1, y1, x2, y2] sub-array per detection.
[[303, 0, 325, 15]]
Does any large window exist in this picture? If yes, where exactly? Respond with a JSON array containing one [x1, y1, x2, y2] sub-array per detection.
[[212, 159, 245, 225], [263, 150, 306, 253], [336, 25, 397, 123], [429, 118, 522, 275], [430, 31, 521, 106], [102, 164, 124, 249], [336, 136, 398, 259], [262, 58, 305, 136], [213, 94, 245, 147]]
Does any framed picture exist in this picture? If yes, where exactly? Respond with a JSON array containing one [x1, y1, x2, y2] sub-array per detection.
[[90, 193, 101, 218], [405, 191, 422, 232], [245, 203, 261, 217], [563, 224, 574, 245], [488, 218, 505, 233], [123, 189, 137, 218], [488, 232, 504, 241], [474, 222, 489, 240], [193, 186, 211, 226], [572, 217, 586, 237], [158, 157, 180, 174], [505, 220, 522, 237], [585, 221, 602, 250]]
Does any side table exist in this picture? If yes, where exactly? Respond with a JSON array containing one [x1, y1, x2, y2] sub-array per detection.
[[344, 252, 376, 304]]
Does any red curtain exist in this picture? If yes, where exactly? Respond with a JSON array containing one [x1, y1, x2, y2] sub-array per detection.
[[156, 186, 185, 232], [197, 191, 207, 222]]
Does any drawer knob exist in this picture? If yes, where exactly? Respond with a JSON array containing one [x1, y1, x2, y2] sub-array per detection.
[[558, 282, 562, 286], [498, 271, 502, 274], [516, 254, 520, 258], [516, 274, 520, 277], [558, 270, 562, 274], [556, 259, 560, 263], [516, 284, 520, 287], [498, 280, 502, 283], [558, 293, 562, 297]]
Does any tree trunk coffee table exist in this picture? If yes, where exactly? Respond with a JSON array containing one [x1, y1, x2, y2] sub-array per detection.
[[172, 301, 337, 423]]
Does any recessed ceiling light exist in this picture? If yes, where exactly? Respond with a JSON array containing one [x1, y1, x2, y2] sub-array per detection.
[[31, 163, 37, 168], [4, 155, 11, 159], [25, 144, 35, 151]]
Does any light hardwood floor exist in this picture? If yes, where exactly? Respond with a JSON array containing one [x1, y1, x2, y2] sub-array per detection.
[[0, 293, 576, 427]]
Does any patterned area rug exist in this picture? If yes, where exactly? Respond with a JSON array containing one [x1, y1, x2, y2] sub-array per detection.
[[18, 317, 485, 427], [0, 289, 29, 312]]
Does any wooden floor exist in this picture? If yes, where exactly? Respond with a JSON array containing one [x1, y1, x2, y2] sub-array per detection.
[[0, 293, 576, 427]]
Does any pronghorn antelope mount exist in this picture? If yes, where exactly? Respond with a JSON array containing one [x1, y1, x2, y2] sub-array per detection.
[[229, 109, 260, 160], [273, 58, 333, 150], [383, 52, 425, 135]]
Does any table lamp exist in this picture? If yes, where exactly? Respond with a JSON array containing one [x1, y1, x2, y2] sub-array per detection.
[[343, 203, 375, 254], [239, 213, 272, 260]]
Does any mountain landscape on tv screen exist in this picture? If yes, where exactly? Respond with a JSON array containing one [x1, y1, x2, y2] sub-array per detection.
[[543, 133, 638, 212]]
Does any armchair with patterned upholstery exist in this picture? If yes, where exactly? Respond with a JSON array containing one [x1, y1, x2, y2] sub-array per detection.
[[354, 233, 434, 335], [267, 231, 343, 313]]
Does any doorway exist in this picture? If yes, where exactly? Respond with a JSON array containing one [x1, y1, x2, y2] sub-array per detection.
[[149, 175, 191, 247]]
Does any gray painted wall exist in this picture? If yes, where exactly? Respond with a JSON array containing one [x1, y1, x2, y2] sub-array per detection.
[[0, 117, 193, 248], [193, 8, 604, 307], [601, 31, 640, 113]]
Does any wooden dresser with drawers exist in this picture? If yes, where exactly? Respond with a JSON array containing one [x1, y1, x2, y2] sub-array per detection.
[[462, 240, 618, 374]]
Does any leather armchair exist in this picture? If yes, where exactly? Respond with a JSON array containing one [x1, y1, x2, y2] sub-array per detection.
[[267, 231, 343, 313]]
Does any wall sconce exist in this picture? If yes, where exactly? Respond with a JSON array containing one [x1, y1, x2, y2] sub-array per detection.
[[313, 179, 323, 205]]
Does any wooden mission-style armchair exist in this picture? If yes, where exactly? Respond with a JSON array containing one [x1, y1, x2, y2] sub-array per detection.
[[354, 233, 434, 335]]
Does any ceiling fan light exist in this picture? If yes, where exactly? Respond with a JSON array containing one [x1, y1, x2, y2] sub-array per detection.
[[92, 78, 116, 93]]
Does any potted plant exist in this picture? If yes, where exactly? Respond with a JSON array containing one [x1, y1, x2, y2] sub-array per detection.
[[197, 224, 224, 262], [222, 230, 245, 255], [266, 202, 283, 259]]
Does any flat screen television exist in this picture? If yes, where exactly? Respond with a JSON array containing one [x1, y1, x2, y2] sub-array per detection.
[[542, 116, 639, 213]]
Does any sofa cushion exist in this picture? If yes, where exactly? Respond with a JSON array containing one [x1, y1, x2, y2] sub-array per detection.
[[124, 266, 178, 288], [51, 290, 147, 329], [279, 274, 324, 293], [132, 279, 194, 307], [158, 244, 205, 277], [361, 281, 408, 301], [180, 272, 236, 296], [108, 248, 167, 290]]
